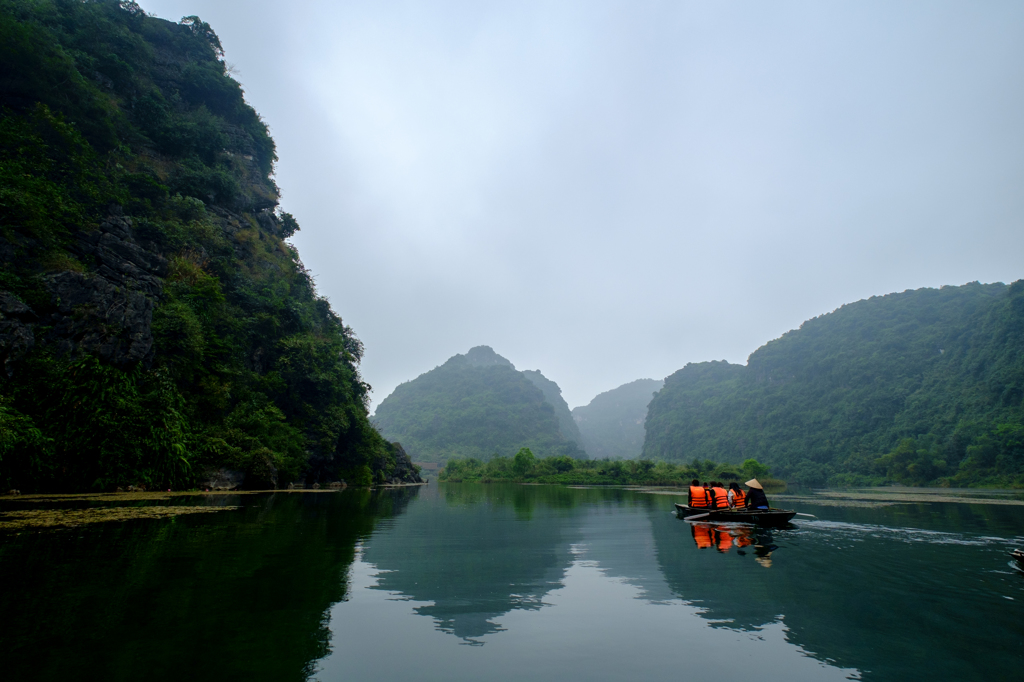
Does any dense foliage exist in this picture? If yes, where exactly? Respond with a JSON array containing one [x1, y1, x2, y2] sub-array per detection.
[[374, 346, 586, 462], [0, 0, 417, 490], [643, 282, 1024, 487], [571, 378, 663, 459], [521, 369, 584, 449], [439, 448, 775, 486]]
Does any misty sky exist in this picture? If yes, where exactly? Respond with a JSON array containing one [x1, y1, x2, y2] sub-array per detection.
[[143, 0, 1024, 410]]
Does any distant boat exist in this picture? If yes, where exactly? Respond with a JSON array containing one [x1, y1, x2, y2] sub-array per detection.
[[674, 504, 796, 527], [1012, 549, 1024, 566]]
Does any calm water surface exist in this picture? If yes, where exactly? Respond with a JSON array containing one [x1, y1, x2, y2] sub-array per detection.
[[1, 483, 1022, 681]]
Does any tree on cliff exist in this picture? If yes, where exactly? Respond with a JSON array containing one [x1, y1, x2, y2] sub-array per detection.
[[0, 0, 419, 490]]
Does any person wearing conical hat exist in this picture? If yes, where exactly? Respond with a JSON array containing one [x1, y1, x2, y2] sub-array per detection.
[[744, 479, 770, 510]]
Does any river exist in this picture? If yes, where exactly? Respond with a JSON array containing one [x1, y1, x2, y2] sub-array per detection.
[[1, 482, 1022, 681]]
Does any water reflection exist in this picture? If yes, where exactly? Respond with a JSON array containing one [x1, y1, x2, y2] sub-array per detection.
[[0, 488, 419, 682], [651, 500, 1024, 679], [5, 484, 1023, 682], [360, 483, 582, 642]]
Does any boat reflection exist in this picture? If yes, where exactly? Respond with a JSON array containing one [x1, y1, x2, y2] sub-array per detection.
[[688, 521, 780, 566]]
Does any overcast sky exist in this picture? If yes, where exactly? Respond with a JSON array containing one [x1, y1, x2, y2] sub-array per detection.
[[144, 0, 1024, 410]]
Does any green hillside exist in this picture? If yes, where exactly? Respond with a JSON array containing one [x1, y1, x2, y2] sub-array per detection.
[[0, 0, 418, 490], [373, 346, 586, 462], [642, 282, 1024, 486], [572, 378, 663, 459], [521, 369, 584, 449]]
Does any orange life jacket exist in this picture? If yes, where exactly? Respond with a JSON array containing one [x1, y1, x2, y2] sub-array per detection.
[[731, 490, 746, 507], [712, 486, 730, 509], [689, 485, 710, 507], [692, 523, 713, 549]]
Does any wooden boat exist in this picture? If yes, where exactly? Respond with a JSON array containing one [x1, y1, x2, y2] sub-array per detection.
[[674, 503, 797, 527]]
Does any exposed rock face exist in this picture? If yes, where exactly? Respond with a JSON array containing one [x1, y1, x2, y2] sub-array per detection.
[[44, 270, 155, 366], [0, 292, 37, 377], [1, 211, 170, 373], [200, 468, 245, 491], [75, 213, 168, 297], [389, 442, 424, 483]]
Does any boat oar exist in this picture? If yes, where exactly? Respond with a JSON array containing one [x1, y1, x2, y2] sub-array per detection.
[[795, 512, 817, 518], [684, 512, 710, 521]]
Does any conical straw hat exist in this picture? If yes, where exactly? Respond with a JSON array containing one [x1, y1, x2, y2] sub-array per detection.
[[745, 478, 763, 489]]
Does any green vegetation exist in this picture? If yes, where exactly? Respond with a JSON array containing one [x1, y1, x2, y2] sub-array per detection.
[[521, 369, 584, 449], [374, 346, 586, 462], [0, 1, 417, 491], [571, 378, 663, 459], [643, 282, 1024, 487], [439, 448, 775, 486]]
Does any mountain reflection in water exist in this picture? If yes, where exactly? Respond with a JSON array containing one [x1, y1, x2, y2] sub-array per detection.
[[3, 483, 1023, 681], [335, 483, 1024, 681]]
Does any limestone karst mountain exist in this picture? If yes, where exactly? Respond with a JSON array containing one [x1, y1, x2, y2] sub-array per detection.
[[0, 1, 418, 490], [571, 378, 664, 460], [643, 282, 1024, 486], [374, 346, 587, 462]]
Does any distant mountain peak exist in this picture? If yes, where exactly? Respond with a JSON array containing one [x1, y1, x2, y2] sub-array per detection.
[[459, 345, 514, 368], [375, 346, 587, 461]]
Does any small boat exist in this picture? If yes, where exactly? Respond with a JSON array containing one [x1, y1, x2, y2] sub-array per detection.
[[1012, 549, 1024, 565], [674, 504, 796, 527]]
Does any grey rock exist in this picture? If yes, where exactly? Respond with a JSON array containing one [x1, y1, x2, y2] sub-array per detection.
[[0, 292, 37, 376], [201, 468, 245, 491], [45, 271, 154, 366], [389, 442, 424, 483], [0, 292, 35, 320], [0, 320, 35, 378]]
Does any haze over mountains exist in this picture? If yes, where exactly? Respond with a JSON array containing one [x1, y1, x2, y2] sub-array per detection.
[[378, 281, 1023, 487], [644, 281, 1024, 486], [571, 379, 664, 460]]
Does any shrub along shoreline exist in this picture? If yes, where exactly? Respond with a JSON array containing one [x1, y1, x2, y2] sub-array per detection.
[[438, 449, 782, 487]]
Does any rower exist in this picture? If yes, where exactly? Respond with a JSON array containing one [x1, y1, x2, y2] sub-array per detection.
[[688, 479, 710, 508], [728, 482, 745, 508], [711, 482, 730, 509], [744, 479, 770, 509]]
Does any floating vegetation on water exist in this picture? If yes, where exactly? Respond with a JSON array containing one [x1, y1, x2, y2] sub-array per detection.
[[0, 505, 241, 531], [0, 489, 349, 504]]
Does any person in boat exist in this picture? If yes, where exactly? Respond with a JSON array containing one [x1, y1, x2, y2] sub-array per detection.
[[711, 482, 730, 509], [728, 482, 745, 508], [688, 479, 710, 508], [744, 479, 770, 509]]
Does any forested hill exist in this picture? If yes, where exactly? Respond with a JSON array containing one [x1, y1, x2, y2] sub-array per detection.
[[373, 346, 586, 462], [521, 369, 584, 449], [572, 378, 663, 459], [0, 0, 419, 491], [643, 282, 1024, 486]]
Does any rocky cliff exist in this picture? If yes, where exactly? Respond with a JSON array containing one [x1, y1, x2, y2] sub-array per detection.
[[0, 1, 420, 490]]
